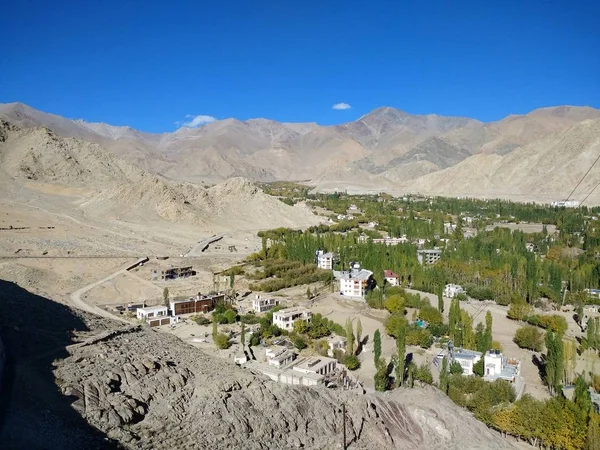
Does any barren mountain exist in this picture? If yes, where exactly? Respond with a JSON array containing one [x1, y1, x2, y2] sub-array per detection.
[[405, 118, 600, 203], [0, 120, 320, 229], [1, 102, 599, 202]]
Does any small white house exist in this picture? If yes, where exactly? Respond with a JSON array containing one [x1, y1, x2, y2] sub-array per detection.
[[273, 307, 312, 331], [444, 284, 465, 298], [452, 348, 482, 376], [136, 305, 168, 321], [252, 295, 279, 313], [483, 350, 521, 383], [384, 270, 399, 286], [327, 335, 347, 357]]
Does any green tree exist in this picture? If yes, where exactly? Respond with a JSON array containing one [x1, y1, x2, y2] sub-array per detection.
[[240, 322, 246, 348], [439, 357, 449, 394], [293, 319, 310, 335], [438, 287, 444, 314], [306, 286, 312, 300], [419, 304, 443, 325], [396, 321, 407, 387], [385, 313, 408, 337], [344, 354, 360, 370], [588, 317, 597, 350], [373, 329, 382, 366], [545, 330, 564, 396], [212, 320, 218, 339], [374, 358, 390, 392], [574, 375, 592, 416], [345, 318, 355, 355], [514, 326, 544, 352], [449, 299, 460, 342], [356, 318, 363, 345], [461, 310, 475, 350], [473, 358, 484, 377], [294, 336, 307, 350], [163, 287, 169, 307], [483, 311, 493, 353], [384, 294, 405, 314]]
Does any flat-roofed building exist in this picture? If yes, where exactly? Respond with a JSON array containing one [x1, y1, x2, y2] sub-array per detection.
[[293, 356, 337, 376], [452, 348, 482, 376], [265, 346, 296, 368], [272, 307, 312, 331], [338, 268, 374, 298], [252, 295, 279, 313], [327, 335, 347, 357], [170, 293, 225, 316], [136, 305, 168, 321], [417, 249, 442, 265], [315, 250, 334, 270], [483, 350, 521, 383]]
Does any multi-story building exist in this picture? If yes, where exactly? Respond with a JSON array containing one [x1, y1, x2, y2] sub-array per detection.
[[265, 346, 296, 368], [252, 295, 280, 313], [338, 268, 374, 298], [315, 250, 334, 270], [273, 307, 312, 331], [417, 249, 442, 265], [483, 350, 521, 383], [372, 236, 408, 246]]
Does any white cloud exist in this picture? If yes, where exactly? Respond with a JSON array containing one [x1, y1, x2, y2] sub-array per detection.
[[332, 102, 351, 110], [177, 114, 217, 128]]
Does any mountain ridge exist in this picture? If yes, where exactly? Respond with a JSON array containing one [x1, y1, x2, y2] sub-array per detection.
[[1, 102, 599, 203]]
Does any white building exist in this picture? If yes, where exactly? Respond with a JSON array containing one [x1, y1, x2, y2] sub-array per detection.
[[417, 249, 442, 265], [338, 268, 374, 298], [444, 222, 457, 234], [367, 221, 379, 228], [265, 346, 296, 368], [463, 216, 473, 225], [483, 350, 521, 382], [136, 305, 168, 321], [252, 295, 280, 313], [384, 269, 399, 286], [372, 236, 408, 246], [315, 250, 334, 270], [273, 307, 312, 331], [452, 348, 482, 376], [444, 284, 465, 298], [327, 335, 347, 357], [293, 356, 337, 376], [551, 200, 580, 208]]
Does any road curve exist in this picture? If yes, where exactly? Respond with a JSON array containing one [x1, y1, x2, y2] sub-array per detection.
[[69, 264, 132, 324]]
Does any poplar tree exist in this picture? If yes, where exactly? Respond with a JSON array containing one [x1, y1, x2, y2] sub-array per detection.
[[240, 322, 246, 348], [356, 319, 363, 345], [449, 299, 460, 342], [345, 318, 355, 355], [373, 329, 382, 366], [438, 286, 444, 314], [396, 321, 407, 387], [439, 357, 449, 394], [545, 330, 564, 396]]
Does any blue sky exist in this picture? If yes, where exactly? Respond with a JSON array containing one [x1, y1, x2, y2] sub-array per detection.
[[1, 0, 599, 132]]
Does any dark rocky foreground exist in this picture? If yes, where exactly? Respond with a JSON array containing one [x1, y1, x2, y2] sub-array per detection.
[[0, 279, 516, 449]]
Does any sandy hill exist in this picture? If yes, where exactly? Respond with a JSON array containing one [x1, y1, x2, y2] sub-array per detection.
[[404, 118, 600, 203], [0, 120, 320, 229], [1, 102, 599, 203]]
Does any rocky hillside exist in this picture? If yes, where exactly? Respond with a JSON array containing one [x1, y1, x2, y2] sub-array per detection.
[[0, 120, 320, 229], [2, 102, 600, 203], [55, 324, 516, 450]]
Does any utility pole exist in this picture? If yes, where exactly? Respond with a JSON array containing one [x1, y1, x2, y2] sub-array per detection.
[[342, 403, 347, 450]]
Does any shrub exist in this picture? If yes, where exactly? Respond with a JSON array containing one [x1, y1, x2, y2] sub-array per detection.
[[406, 327, 433, 348], [240, 314, 260, 324], [473, 358, 484, 377], [538, 314, 568, 334], [385, 313, 408, 337], [294, 337, 307, 350], [414, 363, 433, 385], [191, 315, 211, 326], [344, 354, 361, 370], [418, 304, 443, 325], [214, 333, 232, 349], [384, 295, 405, 314], [507, 299, 532, 321], [513, 326, 544, 352], [450, 361, 464, 375], [249, 333, 261, 346], [495, 294, 511, 306], [428, 322, 449, 338], [224, 309, 238, 324]]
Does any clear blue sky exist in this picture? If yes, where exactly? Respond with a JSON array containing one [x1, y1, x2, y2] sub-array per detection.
[[1, 0, 599, 132]]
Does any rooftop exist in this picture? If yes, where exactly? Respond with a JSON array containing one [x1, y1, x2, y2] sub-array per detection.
[[137, 305, 167, 313], [337, 269, 373, 281], [384, 270, 399, 278], [293, 356, 337, 373], [272, 307, 311, 318], [453, 348, 482, 360]]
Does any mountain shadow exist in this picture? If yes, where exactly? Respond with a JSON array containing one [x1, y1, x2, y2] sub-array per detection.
[[0, 279, 122, 449]]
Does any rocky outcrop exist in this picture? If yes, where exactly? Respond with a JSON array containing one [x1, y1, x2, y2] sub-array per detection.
[[55, 327, 516, 450]]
